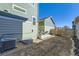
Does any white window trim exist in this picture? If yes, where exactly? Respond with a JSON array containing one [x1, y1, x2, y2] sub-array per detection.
[[12, 4, 27, 14]]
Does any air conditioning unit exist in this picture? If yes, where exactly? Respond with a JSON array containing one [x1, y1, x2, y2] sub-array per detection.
[[0, 38, 16, 53]]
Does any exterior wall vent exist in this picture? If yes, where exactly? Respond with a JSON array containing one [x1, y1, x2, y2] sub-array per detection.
[[12, 4, 26, 13]]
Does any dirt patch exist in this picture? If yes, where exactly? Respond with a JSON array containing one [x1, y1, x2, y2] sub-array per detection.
[[6, 36, 72, 56]]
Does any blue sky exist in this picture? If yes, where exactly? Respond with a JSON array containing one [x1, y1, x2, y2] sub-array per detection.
[[39, 3, 79, 28]]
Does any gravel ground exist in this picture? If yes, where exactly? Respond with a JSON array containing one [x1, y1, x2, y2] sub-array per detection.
[[4, 36, 73, 56]]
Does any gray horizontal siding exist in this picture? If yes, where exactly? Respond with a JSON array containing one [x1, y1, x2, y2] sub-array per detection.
[[0, 17, 22, 41]]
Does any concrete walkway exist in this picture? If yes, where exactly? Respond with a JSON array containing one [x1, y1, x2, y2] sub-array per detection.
[[33, 34, 55, 43]]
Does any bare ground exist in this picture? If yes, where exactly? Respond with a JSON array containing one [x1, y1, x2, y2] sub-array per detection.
[[5, 36, 73, 56]]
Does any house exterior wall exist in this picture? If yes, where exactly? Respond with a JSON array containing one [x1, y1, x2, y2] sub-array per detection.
[[0, 3, 37, 41], [32, 3, 38, 39], [38, 17, 55, 39], [0, 3, 12, 13], [45, 17, 55, 34], [0, 16, 22, 41], [22, 3, 38, 40], [75, 24, 79, 40], [74, 16, 79, 40], [0, 3, 34, 21]]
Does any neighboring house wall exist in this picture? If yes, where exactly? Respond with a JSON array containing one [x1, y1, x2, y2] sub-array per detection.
[[39, 16, 55, 36], [42, 17, 55, 33], [45, 17, 55, 33], [74, 16, 79, 40], [75, 25, 79, 39]]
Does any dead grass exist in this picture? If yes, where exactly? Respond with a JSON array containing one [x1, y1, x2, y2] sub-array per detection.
[[7, 36, 72, 56]]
